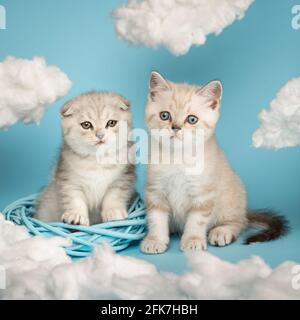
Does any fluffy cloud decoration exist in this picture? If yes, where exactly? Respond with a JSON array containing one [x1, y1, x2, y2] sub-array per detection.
[[113, 0, 254, 55], [0, 56, 72, 129], [253, 78, 300, 149], [0, 215, 299, 300]]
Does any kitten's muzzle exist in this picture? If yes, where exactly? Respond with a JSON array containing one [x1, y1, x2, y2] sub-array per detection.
[[96, 132, 106, 145]]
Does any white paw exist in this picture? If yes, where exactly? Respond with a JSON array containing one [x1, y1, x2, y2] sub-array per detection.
[[102, 208, 128, 222], [62, 212, 90, 226], [208, 226, 236, 247], [140, 236, 168, 254], [180, 237, 207, 252]]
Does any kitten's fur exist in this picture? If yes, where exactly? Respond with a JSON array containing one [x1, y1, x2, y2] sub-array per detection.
[[36, 92, 135, 226], [141, 72, 288, 254]]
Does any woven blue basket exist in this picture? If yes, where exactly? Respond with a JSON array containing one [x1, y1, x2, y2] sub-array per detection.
[[2, 194, 147, 258]]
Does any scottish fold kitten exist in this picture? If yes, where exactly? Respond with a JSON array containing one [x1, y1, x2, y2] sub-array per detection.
[[141, 72, 288, 254], [36, 91, 135, 226]]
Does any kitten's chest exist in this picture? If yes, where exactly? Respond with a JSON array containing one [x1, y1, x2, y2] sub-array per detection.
[[76, 165, 122, 206], [160, 167, 200, 213]]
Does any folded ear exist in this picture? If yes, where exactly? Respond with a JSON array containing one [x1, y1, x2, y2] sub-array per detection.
[[149, 71, 170, 100], [119, 97, 130, 111], [197, 80, 223, 109], [60, 101, 75, 117]]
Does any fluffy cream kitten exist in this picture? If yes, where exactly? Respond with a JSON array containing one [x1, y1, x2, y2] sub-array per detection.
[[141, 72, 288, 254], [36, 91, 135, 226]]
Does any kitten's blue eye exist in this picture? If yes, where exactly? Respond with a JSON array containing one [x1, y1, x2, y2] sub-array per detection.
[[186, 115, 198, 125], [160, 111, 171, 121], [106, 120, 118, 128], [81, 121, 93, 130]]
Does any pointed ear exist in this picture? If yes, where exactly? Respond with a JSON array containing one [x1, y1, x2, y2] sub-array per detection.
[[119, 97, 130, 111], [61, 101, 75, 117], [149, 71, 170, 100], [197, 80, 223, 109]]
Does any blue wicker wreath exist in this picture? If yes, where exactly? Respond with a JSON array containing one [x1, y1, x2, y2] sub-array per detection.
[[2, 194, 147, 258]]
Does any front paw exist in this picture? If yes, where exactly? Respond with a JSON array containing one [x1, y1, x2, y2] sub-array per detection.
[[102, 208, 128, 222], [180, 236, 207, 252], [208, 226, 236, 247], [140, 236, 169, 254], [62, 212, 90, 226]]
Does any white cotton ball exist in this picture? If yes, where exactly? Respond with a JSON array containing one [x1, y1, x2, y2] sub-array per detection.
[[113, 0, 254, 55], [248, 262, 300, 300], [181, 253, 273, 300], [0, 56, 72, 129], [253, 77, 300, 149], [1, 216, 300, 300], [0, 215, 30, 250]]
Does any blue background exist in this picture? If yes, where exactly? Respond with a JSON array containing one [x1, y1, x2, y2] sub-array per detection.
[[0, 0, 299, 273]]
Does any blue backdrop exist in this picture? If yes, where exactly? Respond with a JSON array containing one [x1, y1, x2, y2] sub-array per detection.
[[0, 0, 299, 273]]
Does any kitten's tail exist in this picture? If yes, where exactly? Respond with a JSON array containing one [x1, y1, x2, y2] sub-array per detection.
[[245, 209, 289, 244]]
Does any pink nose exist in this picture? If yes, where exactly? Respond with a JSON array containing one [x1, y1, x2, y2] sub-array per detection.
[[172, 125, 181, 133], [96, 132, 105, 140]]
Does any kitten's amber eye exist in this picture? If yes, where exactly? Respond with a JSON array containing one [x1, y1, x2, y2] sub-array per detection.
[[160, 111, 171, 121], [81, 121, 93, 130], [186, 115, 198, 125], [106, 120, 118, 128]]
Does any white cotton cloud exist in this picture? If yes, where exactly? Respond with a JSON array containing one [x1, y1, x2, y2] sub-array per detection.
[[0, 215, 299, 300], [253, 78, 300, 149], [113, 0, 254, 56], [0, 56, 72, 129]]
